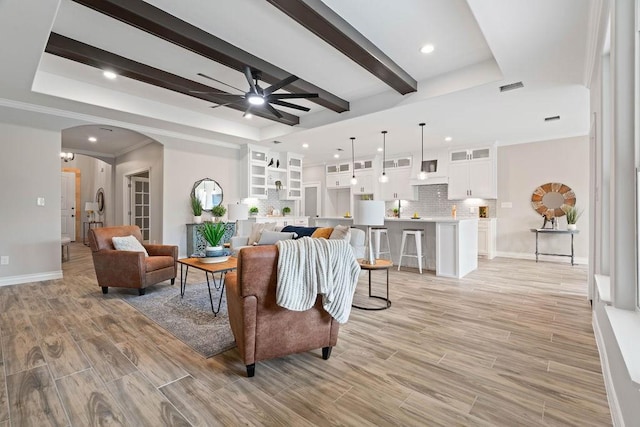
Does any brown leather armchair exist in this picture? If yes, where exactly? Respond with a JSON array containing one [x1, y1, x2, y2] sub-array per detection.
[[88, 225, 178, 295], [225, 245, 339, 377]]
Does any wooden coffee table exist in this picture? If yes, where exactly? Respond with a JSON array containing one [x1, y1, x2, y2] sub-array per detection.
[[352, 259, 393, 310], [177, 257, 237, 316]]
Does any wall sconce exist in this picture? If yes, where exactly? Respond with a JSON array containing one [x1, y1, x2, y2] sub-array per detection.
[[60, 152, 75, 162]]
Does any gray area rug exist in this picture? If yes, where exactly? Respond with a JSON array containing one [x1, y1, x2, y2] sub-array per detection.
[[120, 281, 236, 358]]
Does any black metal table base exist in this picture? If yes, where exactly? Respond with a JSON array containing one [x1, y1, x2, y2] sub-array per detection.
[[533, 230, 576, 265], [180, 263, 227, 316], [352, 268, 391, 311]]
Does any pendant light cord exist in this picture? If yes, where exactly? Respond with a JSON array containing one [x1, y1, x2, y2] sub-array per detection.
[[350, 137, 356, 178], [419, 123, 425, 172], [382, 130, 387, 175]]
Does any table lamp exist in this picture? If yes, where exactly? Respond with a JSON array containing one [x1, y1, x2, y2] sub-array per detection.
[[228, 203, 249, 236], [354, 200, 385, 265]]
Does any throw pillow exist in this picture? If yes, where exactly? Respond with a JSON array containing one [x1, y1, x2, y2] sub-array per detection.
[[257, 231, 296, 245], [311, 227, 333, 239], [329, 224, 352, 242], [247, 222, 277, 245], [281, 226, 318, 239], [112, 235, 149, 257]]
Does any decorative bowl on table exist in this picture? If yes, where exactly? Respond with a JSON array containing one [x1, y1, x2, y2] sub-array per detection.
[[192, 249, 231, 264]]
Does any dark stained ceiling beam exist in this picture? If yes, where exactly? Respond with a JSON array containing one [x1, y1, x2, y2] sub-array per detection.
[[265, 0, 417, 95], [71, 0, 349, 113], [45, 33, 301, 126]]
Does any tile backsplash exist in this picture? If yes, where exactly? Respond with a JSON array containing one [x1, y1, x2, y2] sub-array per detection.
[[384, 184, 496, 218], [243, 189, 295, 216]]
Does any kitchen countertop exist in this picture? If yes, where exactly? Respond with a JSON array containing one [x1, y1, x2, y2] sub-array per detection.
[[316, 216, 478, 223]]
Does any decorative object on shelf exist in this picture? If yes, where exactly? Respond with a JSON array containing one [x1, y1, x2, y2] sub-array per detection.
[[95, 188, 105, 217], [344, 211, 352, 218], [541, 213, 556, 229], [60, 152, 75, 162], [275, 180, 282, 190], [190, 195, 203, 224], [282, 206, 291, 216], [379, 131, 389, 183], [479, 206, 488, 218], [277, 159, 280, 168], [201, 221, 227, 257], [249, 206, 259, 216], [354, 200, 385, 265], [451, 204, 457, 219], [211, 205, 227, 222], [191, 178, 223, 212], [84, 201, 98, 222], [418, 123, 427, 180], [392, 208, 399, 218], [563, 205, 582, 230], [412, 212, 420, 219], [268, 158, 274, 167], [531, 182, 575, 218], [228, 203, 249, 236], [350, 137, 358, 185]]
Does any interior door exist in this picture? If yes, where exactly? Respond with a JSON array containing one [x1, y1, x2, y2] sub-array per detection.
[[304, 183, 320, 218], [61, 172, 76, 240], [130, 176, 150, 242]]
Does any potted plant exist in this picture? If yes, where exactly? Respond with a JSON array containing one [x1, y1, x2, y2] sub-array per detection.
[[201, 221, 227, 256], [392, 208, 399, 218], [211, 205, 227, 222], [190, 195, 203, 224], [249, 206, 259, 216], [563, 205, 582, 230], [282, 206, 291, 216]]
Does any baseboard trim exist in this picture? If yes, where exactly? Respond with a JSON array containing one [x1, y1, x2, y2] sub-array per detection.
[[495, 251, 588, 265], [0, 271, 63, 287], [593, 312, 624, 426]]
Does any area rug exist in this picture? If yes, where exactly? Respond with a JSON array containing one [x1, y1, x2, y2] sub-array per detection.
[[120, 281, 236, 358]]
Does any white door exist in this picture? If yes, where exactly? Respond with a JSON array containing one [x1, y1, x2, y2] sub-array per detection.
[[130, 176, 150, 242], [61, 172, 76, 240], [304, 182, 321, 218]]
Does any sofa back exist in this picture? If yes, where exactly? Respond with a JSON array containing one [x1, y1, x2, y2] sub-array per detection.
[[89, 225, 143, 252]]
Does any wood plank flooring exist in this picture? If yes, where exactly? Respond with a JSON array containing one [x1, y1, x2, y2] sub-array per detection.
[[0, 242, 611, 426]]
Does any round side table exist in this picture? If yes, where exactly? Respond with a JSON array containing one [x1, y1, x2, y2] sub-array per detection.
[[352, 259, 392, 310]]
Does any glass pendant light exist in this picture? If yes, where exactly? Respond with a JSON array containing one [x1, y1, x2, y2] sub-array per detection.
[[418, 123, 427, 180], [379, 131, 389, 183], [350, 137, 358, 185]]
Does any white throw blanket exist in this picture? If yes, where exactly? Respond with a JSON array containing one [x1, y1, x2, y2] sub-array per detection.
[[276, 237, 361, 324]]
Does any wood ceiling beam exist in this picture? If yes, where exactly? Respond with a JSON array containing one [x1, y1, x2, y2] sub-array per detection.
[[71, 0, 349, 113], [45, 33, 301, 126], [265, 0, 417, 95]]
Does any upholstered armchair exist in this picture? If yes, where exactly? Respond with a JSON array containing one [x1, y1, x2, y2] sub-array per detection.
[[225, 245, 339, 377], [88, 225, 178, 295]]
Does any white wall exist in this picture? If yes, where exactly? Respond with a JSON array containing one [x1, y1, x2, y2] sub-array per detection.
[[0, 122, 62, 285], [496, 136, 590, 262], [158, 136, 242, 257]]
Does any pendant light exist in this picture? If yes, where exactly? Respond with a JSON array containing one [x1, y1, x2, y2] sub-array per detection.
[[418, 123, 427, 180], [350, 137, 358, 185], [379, 130, 389, 183]]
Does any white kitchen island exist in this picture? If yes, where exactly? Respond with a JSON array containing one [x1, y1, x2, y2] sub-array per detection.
[[314, 217, 478, 278]]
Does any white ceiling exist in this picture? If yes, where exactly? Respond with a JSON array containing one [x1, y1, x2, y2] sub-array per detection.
[[0, 0, 596, 162]]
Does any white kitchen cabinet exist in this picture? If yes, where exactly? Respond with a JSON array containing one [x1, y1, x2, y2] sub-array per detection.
[[285, 153, 303, 200], [326, 172, 352, 189], [478, 218, 496, 259], [352, 173, 375, 195], [380, 167, 417, 200], [242, 145, 268, 199], [447, 147, 496, 199], [326, 162, 351, 174], [353, 159, 374, 171]]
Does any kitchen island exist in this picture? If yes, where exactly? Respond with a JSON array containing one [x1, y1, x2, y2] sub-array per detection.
[[313, 217, 478, 279]]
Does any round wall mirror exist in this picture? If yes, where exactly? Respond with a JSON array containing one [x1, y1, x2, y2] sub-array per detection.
[[531, 182, 575, 217], [191, 178, 223, 212], [95, 188, 105, 214]]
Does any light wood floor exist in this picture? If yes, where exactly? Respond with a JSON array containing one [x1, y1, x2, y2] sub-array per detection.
[[0, 243, 611, 426]]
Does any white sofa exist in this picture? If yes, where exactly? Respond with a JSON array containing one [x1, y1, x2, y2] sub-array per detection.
[[230, 227, 366, 259]]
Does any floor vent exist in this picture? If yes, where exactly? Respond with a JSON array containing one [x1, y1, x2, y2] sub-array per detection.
[[499, 81, 524, 92], [544, 115, 561, 122]]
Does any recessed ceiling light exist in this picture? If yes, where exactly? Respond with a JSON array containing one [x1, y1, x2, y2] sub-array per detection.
[[244, 113, 253, 119], [444, 137, 452, 142], [88, 136, 97, 142], [377, 147, 383, 152], [302, 143, 309, 148], [103, 70, 117, 80], [420, 44, 435, 54], [334, 154, 340, 159]]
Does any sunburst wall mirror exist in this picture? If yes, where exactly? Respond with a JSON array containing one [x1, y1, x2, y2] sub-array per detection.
[[531, 182, 576, 218]]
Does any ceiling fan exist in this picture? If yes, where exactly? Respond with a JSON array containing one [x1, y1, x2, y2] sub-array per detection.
[[193, 66, 318, 119]]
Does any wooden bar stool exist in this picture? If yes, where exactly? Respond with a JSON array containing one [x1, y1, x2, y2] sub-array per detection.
[[398, 229, 425, 274], [370, 227, 391, 260]]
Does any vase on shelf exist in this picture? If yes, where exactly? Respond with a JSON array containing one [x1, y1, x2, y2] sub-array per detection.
[[567, 224, 577, 231], [193, 216, 202, 224]]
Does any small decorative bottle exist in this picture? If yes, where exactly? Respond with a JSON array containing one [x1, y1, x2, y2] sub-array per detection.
[[451, 204, 457, 219]]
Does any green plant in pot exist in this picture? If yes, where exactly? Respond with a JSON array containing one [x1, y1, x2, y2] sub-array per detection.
[[249, 206, 259, 216], [211, 204, 227, 222], [563, 205, 582, 230], [282, 206, 291, 216], [201, 221, 227, 256], [191, 195, 203, 224]]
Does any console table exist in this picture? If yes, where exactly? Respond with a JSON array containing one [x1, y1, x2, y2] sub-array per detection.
[[83, 221, 103, 246], [530, 228, 579, 265]]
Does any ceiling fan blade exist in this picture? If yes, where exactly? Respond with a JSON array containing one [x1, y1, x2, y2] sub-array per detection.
[[210, 100, 242, 109], [270, 99, 311, 112], [243, 66, 258, 94], [263, 74, 299, 96], [268, 93, 319, 100], [264, 103, 283, 119], [196, 73, 244, 93], [190, 91, 244, 97]]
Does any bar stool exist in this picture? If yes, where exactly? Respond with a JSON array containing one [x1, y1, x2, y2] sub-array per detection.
[[370, 227, 391, 260], [398, 229, 425, 274], [61, 236, 71, 262]]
